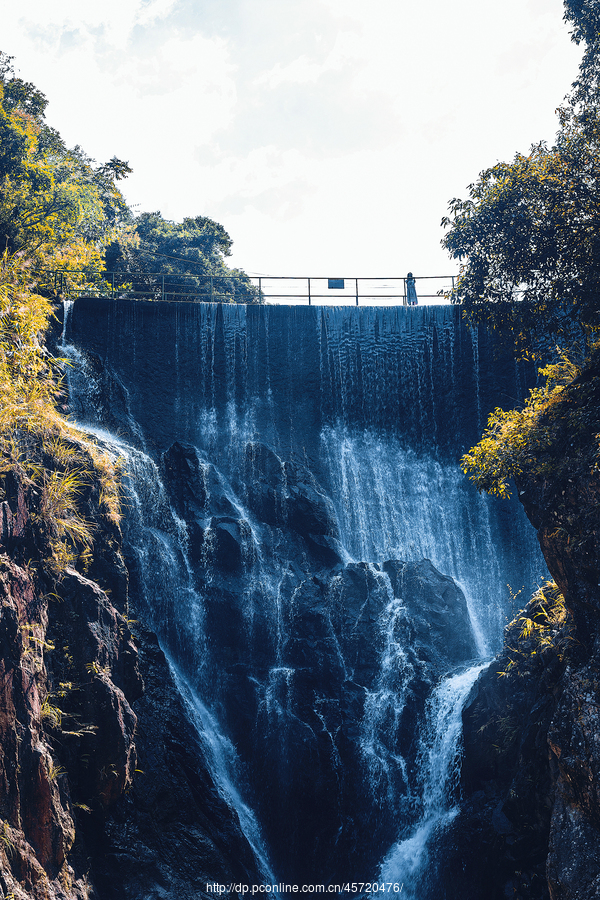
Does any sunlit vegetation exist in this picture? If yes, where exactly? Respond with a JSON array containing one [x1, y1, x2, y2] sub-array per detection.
[[0, 53, 131, 283], [0, 250, 116, 571], [461, 347, 600, 497], [500, 580, 574, 677], [447, 1, 600, 541], [0, 49, 252, 571]]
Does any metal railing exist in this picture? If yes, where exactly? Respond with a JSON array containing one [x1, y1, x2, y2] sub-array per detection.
[[49, 270, 256, 304], [48, 271, 458, 306], [252, 275, 458, 305]]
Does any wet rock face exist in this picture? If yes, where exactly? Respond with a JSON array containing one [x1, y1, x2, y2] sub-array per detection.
[[158, 439, 480, 884], [448, 634, 600, 900], [88, 625, 265, 900], [519, 469, 600, 640], [46, 568, 141, 813], [443, 609, 563, 900], [226, 559, 477, 884], [0, 529, 140, 896], [163, 439, 343, 571], [241, 439, 343, 564], [383, 559, 478, 670], [515, 393, 600, 900], [546, 661, 600, 900], [0, 459, 266, 900]]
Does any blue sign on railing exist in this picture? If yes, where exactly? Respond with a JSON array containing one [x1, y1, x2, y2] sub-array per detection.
[[328, 278, 344, 289]]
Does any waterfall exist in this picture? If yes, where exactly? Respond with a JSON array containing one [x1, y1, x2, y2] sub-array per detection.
[[61, 299, 546, 891], [379, 663, 488, 898], [168, 659, 275, 881], [60, 319, 275, 880], [359, 594, 415, 804], [71, 422, 275, 874], [321, 426, 523, 655]]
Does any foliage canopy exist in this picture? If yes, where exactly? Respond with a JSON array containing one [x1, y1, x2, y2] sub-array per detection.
[[0, 50, 253, 303], [105, 211, 259, 302], [461, 349, 598, 497], [442, 3, 600, 357], [0, 52, 132, 280], [442, 117, 600, 355], [452, 2, 600, 506], [0, 48, 259, 567]]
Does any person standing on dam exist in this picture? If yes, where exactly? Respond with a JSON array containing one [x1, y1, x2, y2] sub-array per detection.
[[406, 272, 418, 306]]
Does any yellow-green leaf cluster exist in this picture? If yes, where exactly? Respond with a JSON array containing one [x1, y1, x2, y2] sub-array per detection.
[[0, 57, 131, 279], [0, 253, 123, 571], [461, 349, 594, 497]]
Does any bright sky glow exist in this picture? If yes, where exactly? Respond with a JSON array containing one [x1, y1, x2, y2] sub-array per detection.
[[3, 0, 583, 278]]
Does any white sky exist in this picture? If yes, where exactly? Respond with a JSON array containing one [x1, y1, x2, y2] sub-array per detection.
[[3, 0, 583, 279]]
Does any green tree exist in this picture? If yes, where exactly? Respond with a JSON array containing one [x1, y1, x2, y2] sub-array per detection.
[[450, 1, 600, 504], [441, 118, 600, 355], [0, 51, 132, 277], [563, 0, 600, 103], [441, 3, 600, 358], [105, 211, 259, 303]]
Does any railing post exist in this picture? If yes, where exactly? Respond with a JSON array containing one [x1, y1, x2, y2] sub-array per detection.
[[308, 277, 311, 306], [258, 276, 262, 303], [162, 273, 165, 302], [210, 275, 214, 302], [355, 278, 359, 306]]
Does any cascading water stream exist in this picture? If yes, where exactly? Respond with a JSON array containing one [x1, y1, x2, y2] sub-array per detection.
[[59, 318, 275, 882], [359, 594, 415, 804], [167, 657, 275, 881], [71, 423, 276, 881], [379, 663, 488, 897]]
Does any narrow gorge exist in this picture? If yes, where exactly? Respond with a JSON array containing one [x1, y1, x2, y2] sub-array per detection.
[[60, 300, 544, 896]]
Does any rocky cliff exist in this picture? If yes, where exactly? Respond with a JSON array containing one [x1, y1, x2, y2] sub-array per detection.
[[444, 353, 600, 900], [0, 440, 264, 899], [0, 420, 490, 897]]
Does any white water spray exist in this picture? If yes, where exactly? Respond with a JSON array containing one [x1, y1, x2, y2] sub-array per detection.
[[379, 663, 488, 897]]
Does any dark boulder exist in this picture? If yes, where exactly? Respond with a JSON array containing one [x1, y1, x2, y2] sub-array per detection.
[[162, 441, 238, 522], [243, 441, 342, 563], [383, 559, 478, 672], [88, 624, 266, 899], [244, 441, 286, 526]]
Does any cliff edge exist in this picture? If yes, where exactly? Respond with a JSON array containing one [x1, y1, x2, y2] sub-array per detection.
[[446, 352, 600, 900]]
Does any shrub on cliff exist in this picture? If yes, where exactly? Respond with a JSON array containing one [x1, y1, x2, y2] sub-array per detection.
[[0, 252, 123, 572], [461, 348, 600, 498]]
